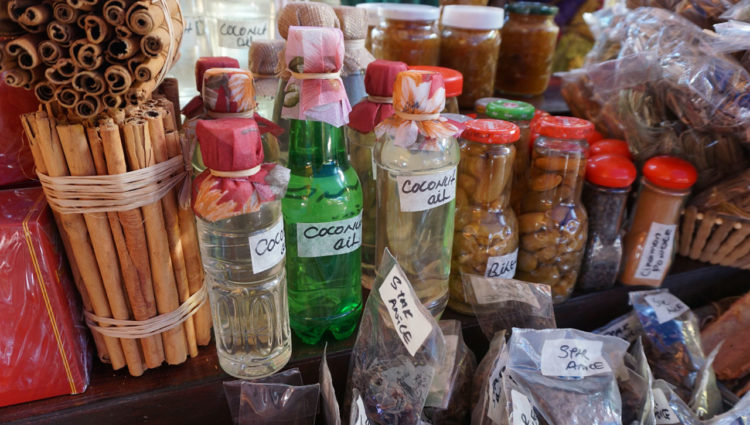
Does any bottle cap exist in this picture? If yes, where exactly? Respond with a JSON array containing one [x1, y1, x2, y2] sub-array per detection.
[[356, 2, 391, 27], [486, 99, 535, 121], [506, 1, 559, 16], [409, 65, 463, 97], [643, 156, 698, 190], [349, 59, 408, 134], [442, 5, 504, 30], [590, 139, 632, 159], [366, 59, 408, 97], [537, 115, 594, 140], [195, 56, 240, 92], [475, 97, 500, 115], [248, 39, 284, 75], [586, 154, 636, 188], [462, 119, 520, 144], [589, 129, 604, 144], [380, 4, 440, 21]]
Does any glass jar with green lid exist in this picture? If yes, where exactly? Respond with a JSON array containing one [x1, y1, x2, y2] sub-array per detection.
[[495, 2, 559, 97], [486, 99, 536, 214]]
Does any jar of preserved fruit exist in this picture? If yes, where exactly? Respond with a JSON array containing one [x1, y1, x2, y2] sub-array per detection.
[[449, 119, 520, 315], [474, 97, 501, 117], [486, 99, 535, 214], [439, 5, 504, 109], [355, 3, 388, 52], [516, 116, 593, 302], [590, 139, 633, 159], [578, 155, 636, 292], [495, 2, 559, 97], [410, 65, 463, 114], [371, 4, 441, 66], [620, 156, 697, 287]]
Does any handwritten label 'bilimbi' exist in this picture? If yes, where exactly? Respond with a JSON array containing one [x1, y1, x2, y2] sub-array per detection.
[[396, 167, 457, 212], [645, 292, 690, 324], [379, 264, 431, 356], [635, 223, 676, 281], [485, 249, 518, 279], [540, 338, 611, 378], [248, 219, 285, 273], [296, 213, 362, 258], [653, 388, 679, 424], [511, 390, 539, 425]]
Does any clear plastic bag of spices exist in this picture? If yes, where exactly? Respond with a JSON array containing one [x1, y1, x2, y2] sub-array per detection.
[[449, 119, 520, 315], [516, 116, 593, 302], [371, 4, 441, 66], [485, 99, 536, 215], [578, 154, 636, 292], [620, 156, 697, 287]]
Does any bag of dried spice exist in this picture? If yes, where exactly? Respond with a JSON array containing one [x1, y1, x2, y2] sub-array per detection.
[[347, 248, 446, 425], [618, 338, 656, 425], [505, 328, 630, 425], [224, 369, 305, 424], [471, 332, 510, 425], [595, 311, 644, 345], [238, 381, 321, 425]]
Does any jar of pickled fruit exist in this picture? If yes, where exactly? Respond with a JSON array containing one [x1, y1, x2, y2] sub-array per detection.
[[620, 156, 697, 287], [356, 3, 388, 52], [410, 65, 463, 113], [439, 5, 504, 109], [449, 119, 520, 315], [474, 97, 500, 117], [516, 116, 593, 302], [578, 155, 636, 292], [486, 99, 535, 214], [495, 2, 559, 97], [371, 4, 441, 66]]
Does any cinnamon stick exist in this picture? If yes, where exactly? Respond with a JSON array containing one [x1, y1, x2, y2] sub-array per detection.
[[126, 0, 164, 35], [47, 21, 76, 46], [134, 55, 165, 82], [141, 26, 169, 57], [66, 0, 98, 12], [107, 36, 138, 60], [6, 33, 42, 69], [73, 70, 106, 95], [104, 64, 132, 94], [53, 2, 78, 24], [34, 81, 56, 103], [83, 15, 109, 44], [103, 0, 127, 26], [103, 93, 124, 109], [74, 94, 103, 118], [122, 118, 188, 365], [57, 123, 145, 377], [17, 3, 51, 28], [22, 111, 127, 371], [126, 80, 156, 105], [74, 42, 103, 70], [5, 68, 34, 88], [39, 40, 63, 65], [45, 58, 78, 84], [55, 86, 79, 108]]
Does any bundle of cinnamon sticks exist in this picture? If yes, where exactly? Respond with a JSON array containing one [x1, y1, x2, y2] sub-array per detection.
[[4, 0, 182, 118], [21, 100, 210, 376]]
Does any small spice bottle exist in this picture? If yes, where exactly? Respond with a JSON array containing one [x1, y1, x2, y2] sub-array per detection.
[[485, 99, 535, 214], [449, 119, 520, 315], [517, 116, 593, 302], [410, 65, 463, 113], [495, 2, 559, 97], [371, 4, 441, 66], [439, 5, 504, 109], [578, 154, 637, 292], [590, 139, 632, 159], [620, 156, 697, 287]]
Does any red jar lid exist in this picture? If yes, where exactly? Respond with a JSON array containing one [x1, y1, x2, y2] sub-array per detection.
[[643, 156, 698, 190], [586, 154, 637, 188], [461, 119, 520, 144], [589, 130, 604, 143], [590, 139, 632, 159], [537, 116, 594, 140], [409, 65, 463, 97]]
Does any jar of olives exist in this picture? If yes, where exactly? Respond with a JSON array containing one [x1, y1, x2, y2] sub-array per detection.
[[449, 119, 520, 315], [516, 116, 593, 302], [371, 4, 441, 66]]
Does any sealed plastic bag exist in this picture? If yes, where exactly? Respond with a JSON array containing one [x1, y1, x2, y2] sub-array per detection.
[[704, 392, 750, 424], [321, 346, 342, 425], [224, 369, 305, 424], [471, 332, 510, 425], [630, 289, 722, 418], [423, 320, 477, 425], [505, 328, 630, 425], [238, 382, 321, 425], [347, 248, 446, 425], [462, 276, 556, 340], [619, 338, 656, 425], [595, 311, 644, 344], [653, 379, 702, 424]]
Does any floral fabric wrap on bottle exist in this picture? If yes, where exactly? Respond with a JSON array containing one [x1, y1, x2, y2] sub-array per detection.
[[192, 118, 290, 222], [281, 26, 352, 127], [375, 70, 460, 150]]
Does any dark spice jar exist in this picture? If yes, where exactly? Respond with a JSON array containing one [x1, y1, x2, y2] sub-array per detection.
[[577, 154, 636, 292]]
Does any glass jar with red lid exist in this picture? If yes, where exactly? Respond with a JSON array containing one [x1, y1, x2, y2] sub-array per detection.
[[578, 154, 637, 292], [620, 156, 697, 287], [590, 139, 633, 159], [410, 65, 463, 114], [450, 119, 520, 315], [517, 116, 593, 302]]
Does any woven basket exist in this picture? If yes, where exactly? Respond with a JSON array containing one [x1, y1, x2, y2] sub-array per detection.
[[679, 205, 750, 269]]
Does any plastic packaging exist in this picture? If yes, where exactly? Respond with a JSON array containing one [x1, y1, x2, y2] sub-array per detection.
[[619, 338, 656, 425], [238, 382, 321, 425], [505, 328, 629, 425], [439, 6, 504, 108], [578, 154, 636, 291], [594, 311, 644, 344], [470, 332, 509, 425], [0, 81, 39, 187], [370, 4, 441, 66], [321, 347, 342, 425], [224, 369, 304, 424], [449, 119, 520, 315], [347, 248, 446, 425], [652, 379, 701, 425]]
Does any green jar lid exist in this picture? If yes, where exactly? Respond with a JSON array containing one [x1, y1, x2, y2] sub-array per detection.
[[505, 1, 559, 16], [486, 99, 535, 121]]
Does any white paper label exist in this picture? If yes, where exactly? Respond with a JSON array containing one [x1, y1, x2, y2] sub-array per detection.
[[540, 338, 611, 378], [354, 394, 371, 425], [487, 353, 507, 423], [596, 313, 641, 343], [634, 223, 677, 281], [379, 264, 432, 356], [426, 334, 459, 407], [485, 249, 519, 279], [396, 167, 457, 212], [511, 390, 539, 425], [296, 213, 362, 258], [653, 388, 679, 424], [469, 276, 541, 308], [248, 219, 285, 273], [182, 17, 207, 47], [645, 292, 690, 324], [217, 18, 269, 49], [371, 146, 377, 181]]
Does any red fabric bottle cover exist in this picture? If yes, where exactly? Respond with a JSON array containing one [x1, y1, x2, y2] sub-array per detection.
[[348, 59, 407, 134], [192, 118, 289, 222]]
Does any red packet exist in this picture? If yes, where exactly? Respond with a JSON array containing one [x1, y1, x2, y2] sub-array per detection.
[[0, 81, 39, 187]]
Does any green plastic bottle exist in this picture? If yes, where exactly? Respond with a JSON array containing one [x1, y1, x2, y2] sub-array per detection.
[[282, 119, 364, 345]]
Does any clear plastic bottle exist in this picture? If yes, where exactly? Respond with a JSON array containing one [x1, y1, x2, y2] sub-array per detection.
[[205, 0, 276, 70], [170, 0, 212, 106]]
